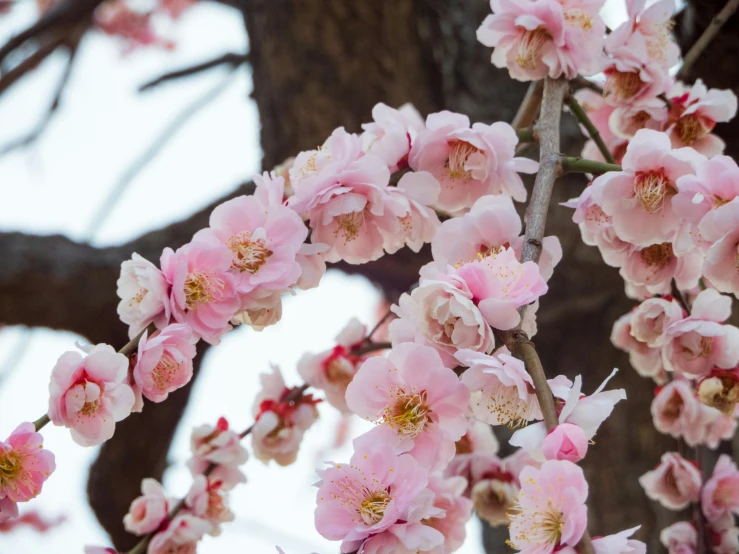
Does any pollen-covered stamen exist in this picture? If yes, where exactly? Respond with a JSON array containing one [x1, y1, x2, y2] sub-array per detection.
[[335, 211, 365, 243], [152, 353, 178, 392], [359, 491, 392, 525], [680, 335, 714, 360], [605, 70, 643, 102], [515, 28, 551, 70], [226, 231, 273, 274], [640, 243, 673, 269], [481, 382, 537, 428], [207, 487, 229, 520], [645, 21, 674, 62], [564, 9, 593, 30], [634, 171, 674, 213], [676, 114, 711, 146], [446, 140, 480, 181], [507, 494, 565, 549], [0, 452, 21, 488], [333, 472, 393, 526], [663, 390, 684, 422], [184, 271, 226, 310], [384, 389, 430, 438], [128, 288, 146, 308]]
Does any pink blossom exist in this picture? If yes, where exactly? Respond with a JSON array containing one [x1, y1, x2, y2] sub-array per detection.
[[133, 323, 197, 403], [423, 474, 473, 553], [457, 347, 542, 427], [389, 276, 495, 368], [295, 243, 328, 291], [608, 99, 668, 141], [148, 513, 211, 554], [710, 524, 739, 554], [361, 103, 425, 173], [345, 343, 469, 471], [0, 422, 55, 504], [251, 366, 319, 466], [158, 0, 196, 19], [611, 312, 666, 382], [639, 452, 702, 510], [660, 522, 697, 554], [662, 289, 739, 378], [619, 239, 703, 296], [185, 475, 234, 536], [590, 526, 646, 554], [666, 80, 738, 156], [123, 478, 169, 536], [508, 459, 589, 554], [84, 548, 117, 554], [48, 344, 135, 446], [445, 419, 500, 488], [651, 380, 709, 446], [314, 440, 442, 553], [288, 128, 394, 264], [383, 171, 441, 254], [542, 423, 589, 462], [116, 253, 170, 339], [231, 289, 283, 331], [477, 0, 605, 81], [297, 318, 367, 413], [591, 129, 704, 247], [95, 3, 174, 51], [187, 418, 248, 490], [511, 371, 626, 460], [630, 296, 685, 348], [160, 240, 240, 345], [408, 111, 537, 212], [701, 454, 739, 526]]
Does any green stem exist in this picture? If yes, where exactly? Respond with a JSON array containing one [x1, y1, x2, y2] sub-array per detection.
[[33, 414, 50, 431], [515, 126, 536, 144], [565, 95, 616, 164], [562, 157, 621, 175]]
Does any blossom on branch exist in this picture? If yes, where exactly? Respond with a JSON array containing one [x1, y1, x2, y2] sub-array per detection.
[[639, 452, 702, 510], [123, 478, 169, 536], [187, 417, 248, 490], [116, 252, 170, 339], [0, 423, 55, 510]]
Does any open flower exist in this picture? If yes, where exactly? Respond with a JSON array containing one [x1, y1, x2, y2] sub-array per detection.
[[611, 311, 667, 383], [383, 171, 441, 254], [187, 418, 248, 490], [651, 379, 710, 446], [185, 475, 234, 537], [619, 241, 703, 296], [116, 253, 170, 339], [590, 526, 646, 554], [148, 513, 211, 554], [508, 460, 589, 554], [630, 296, 685, 348], [408, 111, 537, 212], [48, 344, 135, 447], [123, 478, 169, 536], [702, 200, 739, 297], [345, 343, 469, 471], [701, 454, 739, 527], [639, 452, 702, 510], [0, 422, 55, 504], [423, 474, 473, 553], [360, 103, 425, 173]]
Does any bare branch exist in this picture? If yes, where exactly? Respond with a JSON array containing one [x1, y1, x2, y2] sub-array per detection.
[[564, 92, 615, 164], [139, 52, 249, 92], [511, 79, 544, 130], [678, 0, 739, 79], [0, 39, 62, 96]]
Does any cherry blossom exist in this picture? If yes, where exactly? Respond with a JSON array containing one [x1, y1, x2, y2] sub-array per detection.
[[611, 311, 667, 382], [0, 422, 55, 505], [345, 343, 469, 471], [360, 103, 425, 172], [507, 459, 589, 554], [477, 0, 606, 81], [187, 418, 248, 490], [639, 452, 702, 510], [48, 344, 135, 447], [408, 111, 537, 212], [123, 478, 169, 536], [383, 171, 441, 254], [116, 253, 170, 339]]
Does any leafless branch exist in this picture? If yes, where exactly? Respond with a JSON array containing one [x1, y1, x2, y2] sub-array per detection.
[[511, 79, 544, 130], [139, 52, 249, 92], [0, 39, 62, 96], [678, 0, 739, 79]]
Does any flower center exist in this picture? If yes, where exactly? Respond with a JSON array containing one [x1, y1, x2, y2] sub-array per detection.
[[676, 114, 708, 146], [515, 28, 551, 70], [634, 171, 673, 213], [153, 353, 178, 391], [184, 271, 225, 310], [207, 488, 228, 520], [605, 70, 643, 102], [508, 497, 565, 549], [335, 211, 365, 243], [325, 357, 355, 387], [564, 9, 593, 30], [640, 243, 673, 268], [359, 491, 391, 525], [81, 398, 100, 416], [484, 382, 537, 428], [384, 390, 430, 438], [663, 390, 684, 422], [0, 452, 21, 486], [129, 288, 147, 308], [226, 232, 272, 274], [681, 335, 714, 360], [445, 140, 480, 181], [698, 375, 739, 415]]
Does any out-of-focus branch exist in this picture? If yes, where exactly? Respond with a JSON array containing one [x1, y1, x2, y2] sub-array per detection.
[[564, 92, 615, 164], [511, 79, 544, 130], [678, 0, 739, 79], [0, 39, 62, 96], [139, 52, 249, 92]]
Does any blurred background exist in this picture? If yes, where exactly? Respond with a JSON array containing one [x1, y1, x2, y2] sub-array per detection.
[[1, 0, 737, 552]]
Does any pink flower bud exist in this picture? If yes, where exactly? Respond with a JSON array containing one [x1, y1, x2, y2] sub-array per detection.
[[542, 423, 589, 462]]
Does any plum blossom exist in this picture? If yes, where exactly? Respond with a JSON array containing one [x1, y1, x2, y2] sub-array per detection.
[[187, 418, 248, 490], [251, 366, 320, 466], [611, 311, 667, 382], [133, 323, 197, 404], [345, 343, 469, 471], [591, 129, 704, 247], [389, 276, 495, 368], [116, 253, 170, 339], [148, 513, 211, 554], [408, 111, 537, 212], [297, 318, 368, 413], [295, 243, 328, 291], [457, 347, 542, 428], [609, 99, 668, 141], [314, 440, 443, 553], [542, 423, 589, 462], [185, 475, 234, 536], [511, 370, 626, 460], [666, 80, 738, 156], [48, 344, 135, 447], [476, 0, 606, 81], [160, 239, 240, 345], [288, 128, 395, 264], [383, 171, 441, 254], [444, 419, 500, 491], [123, 478, 169, 535], [618, 240, 703, 296], [95, 3, 174, 52], [698, 368, 739, 415], [651, 379, 710, 446], [361, 103, 424, 172], [507, 459, 589, 554], [629, 296, 684, 348], [660, 522, 697, 554], [662, 288, 739, 378], [701, 454, 739, 526], [232, 289, 283, 332], [639, 452, 702, 510], [0, 423, 55, 506], [702, 200, 739, 297], [590, 526, 646, 554], [711, 526, 739, 554], [423, 474, 473, 553]]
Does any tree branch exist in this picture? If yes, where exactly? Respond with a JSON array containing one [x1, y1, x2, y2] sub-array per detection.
[[511, 80, 544, 130], [564, 93, 615, 164], [678, 0, 739, 79], [139, 52, 250, 92]]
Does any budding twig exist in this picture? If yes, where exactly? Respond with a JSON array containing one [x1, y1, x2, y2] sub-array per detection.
[[565, 93, 616, 164], [561, 157, 622, 175]]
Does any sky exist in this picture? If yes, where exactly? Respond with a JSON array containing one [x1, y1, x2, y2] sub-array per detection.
[[0, 0, 641, 552]]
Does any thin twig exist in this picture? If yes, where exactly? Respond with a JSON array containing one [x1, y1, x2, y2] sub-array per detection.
[[139, 52, 249, 92], [353, 341, 392, 357], [565, 93, 615, 164], [0, 39, 62, 96], [511, 80, 544, 129], [366, 310, 394, 342], [678, 0, 739, 79], [84, 71, 239, 239], [561, 157, 622, 175]]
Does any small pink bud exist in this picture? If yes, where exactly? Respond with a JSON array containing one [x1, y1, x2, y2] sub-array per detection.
[[542, 423, 588, 462]]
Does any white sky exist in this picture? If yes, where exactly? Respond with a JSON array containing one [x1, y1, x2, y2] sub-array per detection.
[[0, 0, 643, 552]]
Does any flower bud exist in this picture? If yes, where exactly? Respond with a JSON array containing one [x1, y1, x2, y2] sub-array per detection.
[[542, 423, 589, 462]]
